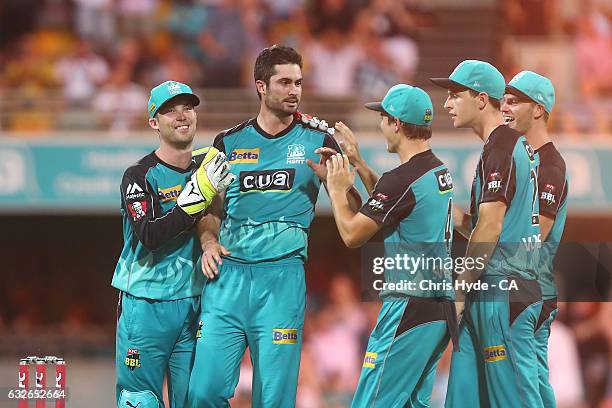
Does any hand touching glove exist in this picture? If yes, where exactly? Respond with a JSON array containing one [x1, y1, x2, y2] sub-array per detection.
[[177, 147, 235, 215]]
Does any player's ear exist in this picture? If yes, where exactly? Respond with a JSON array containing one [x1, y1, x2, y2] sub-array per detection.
[[533, 104, 546, 121], [256, 80, 266, 97], [477, 92, 488, 110], [394, 118, 401, 132], [149, 117, 159, 131]]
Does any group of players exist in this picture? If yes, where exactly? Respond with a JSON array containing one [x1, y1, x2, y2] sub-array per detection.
[[111, 44, 568, 407]]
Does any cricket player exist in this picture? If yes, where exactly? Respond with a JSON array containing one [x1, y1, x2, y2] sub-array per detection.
[[112, 81, 235, 408], [502, 71, 568, 407], [326, 84, 456, 407], [186, 45, 360, 407], [431, 60, 543, 407]]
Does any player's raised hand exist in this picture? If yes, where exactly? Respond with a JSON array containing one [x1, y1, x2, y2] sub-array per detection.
[[201, 240, 230, 279], [307, 147, 338, 181], [335, 122, 364, 167], [326, 153, 356, 195]]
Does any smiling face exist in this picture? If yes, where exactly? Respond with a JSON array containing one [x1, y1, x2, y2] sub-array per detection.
[[443, 89, 481, 129], [501, 93, 538, 134], [149, 94, 197, 149], [257, 63, 302, 117]]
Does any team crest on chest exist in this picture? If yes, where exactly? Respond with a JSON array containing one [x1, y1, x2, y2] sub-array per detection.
[[287, 144, 306, 164]]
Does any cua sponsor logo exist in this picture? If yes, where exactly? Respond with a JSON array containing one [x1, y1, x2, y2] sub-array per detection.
[[240, 169, 295, 192]]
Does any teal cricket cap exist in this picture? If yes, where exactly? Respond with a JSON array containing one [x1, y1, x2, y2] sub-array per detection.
[[148, 80, 200, 118], [364, 84, 433, 126], [430, 59, 506, 101], [506, 70, 555, 113]]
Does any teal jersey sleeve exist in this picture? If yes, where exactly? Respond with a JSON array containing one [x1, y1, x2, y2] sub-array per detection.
[[360, 150, 455, 299], [111, 152, 205, 300], [214, 115, 337, 263], [535, 142, 569, 299], [470, 125, 541, 280]]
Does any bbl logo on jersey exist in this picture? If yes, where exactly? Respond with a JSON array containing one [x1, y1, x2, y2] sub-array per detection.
[[484, 345, 507, 363], [272, 328, 298, 344], [128, 201, 148, 221], [239, 169, 295, 192], [125, 348, 142, 370], [541, 183, 556, 206], [487, 172, 502, 193], [435, 169, 453, 193], [287, 144, 305, 164], [363, 352, 378, 369]]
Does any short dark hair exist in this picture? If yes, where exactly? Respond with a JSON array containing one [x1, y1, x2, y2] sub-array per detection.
[[386, 116, 432, 140], [468, 89, 500, 110], [254, 45, 303, 98]]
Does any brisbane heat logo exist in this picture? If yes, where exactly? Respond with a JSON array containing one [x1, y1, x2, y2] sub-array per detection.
[[239, 169, 295, 192]]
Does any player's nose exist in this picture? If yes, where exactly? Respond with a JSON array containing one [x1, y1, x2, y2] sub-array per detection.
[[443, 96, 452, 110]]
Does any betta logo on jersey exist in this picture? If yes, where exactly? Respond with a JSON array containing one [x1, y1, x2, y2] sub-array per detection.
[[125, 348, 142, 370], [272, 328, 298, 344], [435, 169, 453, 193], [484, 345, 507, 362], [158, 184, 182, 203], [239, 169, 295, 192], [363, 352, 378, 368], [541, 183, 556, 206], [228, 148, 260, 164], [128, 201, 147, 220], [487, 172, 502, 193]]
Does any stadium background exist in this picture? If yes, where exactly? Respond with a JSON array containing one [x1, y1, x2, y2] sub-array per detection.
[[0, 0, 611, 407]]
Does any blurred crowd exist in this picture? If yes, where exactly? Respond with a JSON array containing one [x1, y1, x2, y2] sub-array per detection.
[[501, 0, 612, 136], [0, 0, 610, 134], [0, 0, 424, 133]]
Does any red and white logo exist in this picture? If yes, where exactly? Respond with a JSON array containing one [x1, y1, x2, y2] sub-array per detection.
[[375, 192, 389, 201], [128, 201, 148, 220], [487, 172, 502, 193]]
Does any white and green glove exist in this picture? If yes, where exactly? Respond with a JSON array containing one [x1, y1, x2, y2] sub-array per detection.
[[177, 147, 235, 215]]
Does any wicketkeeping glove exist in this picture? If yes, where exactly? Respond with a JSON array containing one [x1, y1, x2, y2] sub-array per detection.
[[177, 147, 236, 215]]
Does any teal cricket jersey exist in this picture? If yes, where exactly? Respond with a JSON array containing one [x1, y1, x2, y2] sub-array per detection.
[[470, 125, 541, 281], [360, 150, 455, 299], [213, 113, 340, 263], [112, 151, 206, 300], [535, 142, 569, 299]]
